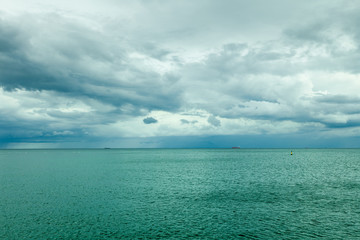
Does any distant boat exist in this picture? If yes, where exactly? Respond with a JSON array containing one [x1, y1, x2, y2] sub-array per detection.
[[104, 147, 111, 149], [232, 147, 240, 149]]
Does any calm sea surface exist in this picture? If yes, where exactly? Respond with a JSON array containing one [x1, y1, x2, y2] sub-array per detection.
[[1, 149, 360, 239]]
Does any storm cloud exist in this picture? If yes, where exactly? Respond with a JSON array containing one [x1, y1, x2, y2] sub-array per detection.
[[1, 0, 360, 148], [143, 117, 158, 124]]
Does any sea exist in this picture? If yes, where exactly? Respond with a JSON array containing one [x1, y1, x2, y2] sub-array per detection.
[[1, 148, 360, 239]]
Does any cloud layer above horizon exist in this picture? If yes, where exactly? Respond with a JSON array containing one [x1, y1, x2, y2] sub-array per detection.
[[1, 0, 360, 148]]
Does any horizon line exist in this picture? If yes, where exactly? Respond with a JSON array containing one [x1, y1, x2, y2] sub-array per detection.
[[1, 147, 360, 150]]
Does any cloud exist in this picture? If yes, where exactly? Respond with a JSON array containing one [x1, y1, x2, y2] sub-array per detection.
[[0, 12, 183, 112], [1, 1, 360, 147], [180, 119, 198, 124], [207, 115, 221, 127], [180, 119, 190, 124], [143, 117, 158, 124]]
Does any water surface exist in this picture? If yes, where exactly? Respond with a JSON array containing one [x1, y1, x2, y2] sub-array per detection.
[[1, 149, 360, 239]]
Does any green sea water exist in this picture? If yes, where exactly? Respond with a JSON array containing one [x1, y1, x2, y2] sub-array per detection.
[[1, 149, 360, 239]]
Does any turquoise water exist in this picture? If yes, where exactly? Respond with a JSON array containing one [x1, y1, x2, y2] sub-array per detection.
[[1, 149, 360, 239]]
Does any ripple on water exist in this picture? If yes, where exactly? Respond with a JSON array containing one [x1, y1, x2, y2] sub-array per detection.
[[1, 149, 360, 239]]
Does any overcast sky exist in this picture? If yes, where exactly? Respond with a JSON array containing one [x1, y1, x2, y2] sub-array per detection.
[[1, 0, 360, 148]]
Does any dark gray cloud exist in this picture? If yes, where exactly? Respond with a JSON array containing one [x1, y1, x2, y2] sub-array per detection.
[[314, 94, 360, 105], [143, 117, 158, 124], [0, 14, 183, 113], [180, 119, 198, 124], [180, 119, 190, 124], [207, 115, 221, 127], [324, 121, 360, 129]]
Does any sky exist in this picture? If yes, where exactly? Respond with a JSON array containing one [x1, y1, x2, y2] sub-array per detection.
[[1, 0, 360, 148]]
